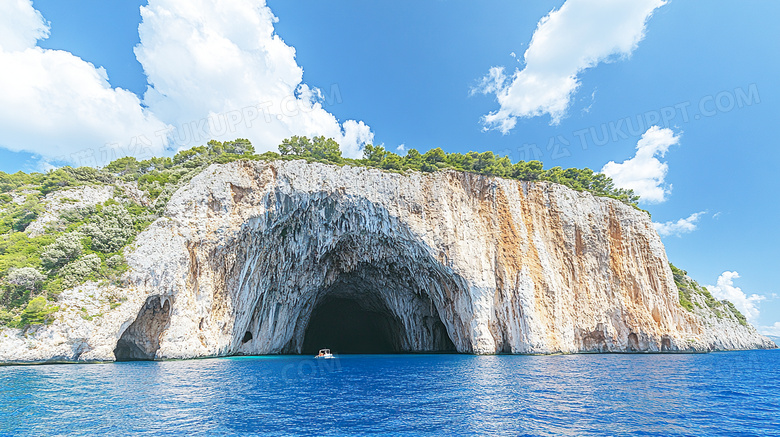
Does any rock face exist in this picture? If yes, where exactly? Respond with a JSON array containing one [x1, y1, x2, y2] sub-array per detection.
[[0, 160, 774, 362]]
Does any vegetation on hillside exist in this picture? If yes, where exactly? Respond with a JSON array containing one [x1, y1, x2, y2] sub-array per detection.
[[670, 263, 748, 326], [271, 136, 641, 206], [0, 139, 260, 328], [0, 135, 656, 329]]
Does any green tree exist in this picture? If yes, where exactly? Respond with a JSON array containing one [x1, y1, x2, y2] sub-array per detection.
[[6, 267, 45, 292], [308, 136, 343, 162], [81, 204, 134, 253], [279, 136, 342, 162], [40, 232, 84, 271], [0, 309, 15, 326], [362, 144, 387, 165], [18, 296, 58, 327], [0, 195, 44, 233], [105, 157, 142, 176], [0, 233, 52, 273], [221, 138, 255, 155], [64, 166, 111, 183], [279, 136, 313, 156], [0, 171, 33, 193], [59, 254, 101, 287], [40, 169, 75, 194], [511, 161, 544, 180], [145, 156, 173, 172], [404, 149, 423, 170], [423, 148, 447, 165], [381, 154, 403, 170], [1, 267, 46, 307]]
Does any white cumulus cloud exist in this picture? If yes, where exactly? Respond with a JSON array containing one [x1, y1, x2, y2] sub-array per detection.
[[0, 0, 49, 52], [601, 126, 679, 203], [474, 0, 666, 132], [0, 0, 170, 165], [136, 0, 372, 158], [706, 271, 765, 323], [0, 0, 373, 165], [760, 322, 780, 337], [653, 211, 706, 237]]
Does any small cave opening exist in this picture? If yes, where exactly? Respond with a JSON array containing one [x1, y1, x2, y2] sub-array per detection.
[[242, 331, 253, 343], [114, 296, 172, 362], [627, 332, 640, 352], [302, 297, 404, 354]]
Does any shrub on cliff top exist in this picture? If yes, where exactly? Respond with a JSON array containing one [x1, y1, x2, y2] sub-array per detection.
[[271, 136, 640, 207], [279, 136, 342, 163]]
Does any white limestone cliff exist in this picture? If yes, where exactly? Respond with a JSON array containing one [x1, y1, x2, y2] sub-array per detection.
[[0, 160, 774, 362]]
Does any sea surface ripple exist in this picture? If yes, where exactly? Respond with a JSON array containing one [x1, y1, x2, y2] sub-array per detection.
[[1, 350, 778, 436]]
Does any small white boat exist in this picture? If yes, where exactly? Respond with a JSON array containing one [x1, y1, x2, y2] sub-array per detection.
[[315, 348, 334, 359]]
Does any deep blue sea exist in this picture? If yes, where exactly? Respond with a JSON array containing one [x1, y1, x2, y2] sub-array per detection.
[[1, 350, 778, 436]]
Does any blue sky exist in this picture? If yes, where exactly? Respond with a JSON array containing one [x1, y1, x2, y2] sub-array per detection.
[[1, 0, 778, 334]]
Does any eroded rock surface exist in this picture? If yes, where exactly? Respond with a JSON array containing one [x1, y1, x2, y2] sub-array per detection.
[[1, 160, 774, 362]]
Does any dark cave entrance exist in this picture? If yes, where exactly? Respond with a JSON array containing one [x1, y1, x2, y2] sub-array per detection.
[[302, 297, 403, 354], [300, 292, 456, 355]]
